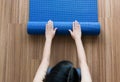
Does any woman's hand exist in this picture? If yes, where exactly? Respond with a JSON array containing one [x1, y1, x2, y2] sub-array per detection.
[[45, 20, 57, 41], [69, 20, 82, 40]]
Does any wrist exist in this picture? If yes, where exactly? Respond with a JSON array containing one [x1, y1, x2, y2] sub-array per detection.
[[46, 38, 52, 43], [75, 38, 81, 42]]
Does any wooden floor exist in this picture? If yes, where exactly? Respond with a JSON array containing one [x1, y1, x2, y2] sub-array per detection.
[[0, 0, 120, 82]]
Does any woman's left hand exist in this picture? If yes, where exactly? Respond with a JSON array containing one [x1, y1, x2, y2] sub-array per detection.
[[45, 20, 57, 41]]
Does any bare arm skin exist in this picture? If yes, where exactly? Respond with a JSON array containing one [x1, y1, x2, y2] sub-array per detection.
[[69, 21, 92, 82], [33, 20, 57, 82]]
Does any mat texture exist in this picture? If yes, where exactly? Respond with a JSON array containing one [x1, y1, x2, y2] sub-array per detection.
[[27, 0, 100, 35]]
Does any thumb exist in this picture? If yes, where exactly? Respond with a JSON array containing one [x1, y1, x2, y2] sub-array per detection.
[[54, 28, 57, 33], [69, 29, 73, 35]]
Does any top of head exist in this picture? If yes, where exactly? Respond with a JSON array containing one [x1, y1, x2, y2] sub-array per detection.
[[44, 60, 81, 82]]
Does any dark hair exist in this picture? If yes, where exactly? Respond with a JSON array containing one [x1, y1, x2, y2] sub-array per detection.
[[44, 60, 80, 82]]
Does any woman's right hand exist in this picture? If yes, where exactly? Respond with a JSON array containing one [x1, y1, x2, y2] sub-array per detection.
[[69, 20, 82, 40]]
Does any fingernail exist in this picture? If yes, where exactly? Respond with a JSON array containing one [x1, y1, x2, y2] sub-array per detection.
[[48, 20, 52, 22]]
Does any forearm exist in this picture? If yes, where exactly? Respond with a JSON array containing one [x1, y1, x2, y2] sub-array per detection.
[[33, 39, 52, 82], [42, 39, 52, 62], [75, 38, 92, 82], [81, 62, 92, 82], [75, 38, 87, 63]]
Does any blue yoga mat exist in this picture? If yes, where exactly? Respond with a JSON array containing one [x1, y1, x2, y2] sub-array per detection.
[[27, 0, 100, 35]]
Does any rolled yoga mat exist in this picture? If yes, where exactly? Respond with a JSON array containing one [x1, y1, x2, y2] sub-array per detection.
[[27, 0, 101, 35]]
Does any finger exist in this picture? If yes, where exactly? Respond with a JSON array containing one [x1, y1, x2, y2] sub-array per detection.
[[47, 20, 50, 26], [51, 21, 54, 29], [76, 21, 80, 27], [75, 21, 80, 29], [74, 20, 77, 28], [45, 24, 48, 33], [46, 24, 50, 30], [48, 20, 52, 23], [50, 20, 53, 26], [75, 20, 80, 28], [69, 29, 73, 35], [54, 28, 57, 31], [74, 20, 77, 29], [54, 28, 57, 33], [48, 20, 53, 28], [46, 24, 48, 29], [73, 22, 75, 30], [47, 21, 50, 25], [75, 20, 81, 31], [79, 23, 81, 31]]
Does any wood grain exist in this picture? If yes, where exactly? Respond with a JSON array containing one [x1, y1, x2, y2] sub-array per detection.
[[0, 0, 120, 82]]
